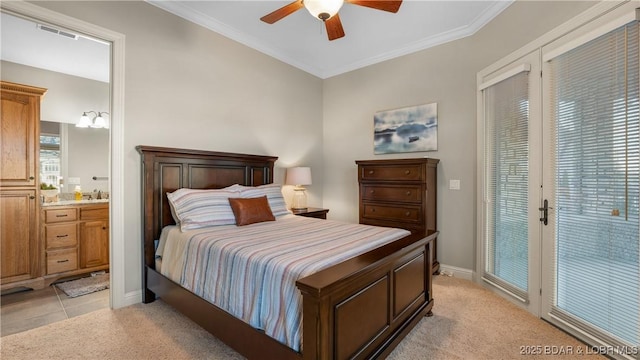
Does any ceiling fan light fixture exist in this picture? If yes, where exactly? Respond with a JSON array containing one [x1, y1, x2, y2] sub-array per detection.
[[304, 0, 344, 21]]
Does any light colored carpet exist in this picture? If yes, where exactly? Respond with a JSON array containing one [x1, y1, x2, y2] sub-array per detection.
[[55, 273, 110, 298], [0, 275, 602, 360]]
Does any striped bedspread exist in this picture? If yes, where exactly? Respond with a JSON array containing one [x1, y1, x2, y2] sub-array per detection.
[[156, 214, 410, 352]]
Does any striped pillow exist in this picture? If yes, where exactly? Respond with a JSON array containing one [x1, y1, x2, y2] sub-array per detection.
[[229, 184, 291, 217], [166, 188, 240, 231]]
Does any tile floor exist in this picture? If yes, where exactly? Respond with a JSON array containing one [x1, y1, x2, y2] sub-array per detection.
[[0, 283, 109, 337]]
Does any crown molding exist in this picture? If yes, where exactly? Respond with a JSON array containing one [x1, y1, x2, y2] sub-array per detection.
[[148, 0, 512, 80]]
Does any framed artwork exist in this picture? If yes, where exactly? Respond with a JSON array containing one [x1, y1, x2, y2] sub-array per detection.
[[374, 103, 438, 154]]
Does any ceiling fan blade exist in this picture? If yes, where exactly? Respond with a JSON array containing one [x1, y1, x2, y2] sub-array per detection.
[[325, 14, 345, 41], [260, 0, 304, 24], [346, 0, 402, 13]]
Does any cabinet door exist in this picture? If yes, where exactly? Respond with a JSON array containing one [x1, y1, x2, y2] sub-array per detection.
[[79, 220, 109, 268], [1, 190, 39, 282], [0, 91, 38, 187]]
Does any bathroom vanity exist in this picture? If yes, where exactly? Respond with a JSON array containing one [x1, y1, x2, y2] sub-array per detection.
[[41, 201, 109, 285]]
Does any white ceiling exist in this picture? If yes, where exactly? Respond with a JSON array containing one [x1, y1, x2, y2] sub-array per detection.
[[150, 0, 513, 78], [1, 1, 512, 81], [0, 12, 110, 83]]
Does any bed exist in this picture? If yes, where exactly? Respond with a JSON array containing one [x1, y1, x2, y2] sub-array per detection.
[[137, 146, 437, 359]]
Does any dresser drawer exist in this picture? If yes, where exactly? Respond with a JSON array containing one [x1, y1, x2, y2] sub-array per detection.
[[45, 208, 77, 223], [45, 223, 78, 249], [81, 206, 108, 220], [47, 248, 78, 274], [360, 165, 423, 182], [362, 203, 422, 223], [361, 218, 425, 236], [361, 184, 423, 203]]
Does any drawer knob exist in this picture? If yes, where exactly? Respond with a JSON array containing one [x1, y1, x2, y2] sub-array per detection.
[[406, 191, 411, 196], [368, 170, 374, 175], [405, 211, 411, 217], [404, 170, 410, 175], [370, 190, 375, 194], [29, 195, 35, 199], [56, 234, 68, 238], [370, 208, 376, 213], [56, 214, 68, 218], [29, 176, 35, 180], [57, 259, 69, 263]]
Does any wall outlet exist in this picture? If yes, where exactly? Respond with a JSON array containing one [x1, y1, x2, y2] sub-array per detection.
[[449, 179, 460, 190]]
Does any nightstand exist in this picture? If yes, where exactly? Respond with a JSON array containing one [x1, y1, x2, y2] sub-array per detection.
[[292, 207, 329, 220]]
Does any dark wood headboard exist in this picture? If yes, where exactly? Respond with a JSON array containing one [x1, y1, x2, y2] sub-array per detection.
[[136, 146, 277, 271]]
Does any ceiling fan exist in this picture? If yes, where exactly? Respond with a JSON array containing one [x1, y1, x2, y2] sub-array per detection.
[[260, 0, 403, 41]]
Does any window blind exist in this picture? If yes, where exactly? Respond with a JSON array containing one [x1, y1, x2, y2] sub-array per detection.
[[548, 21, 639, 349], [483, 70, 530, 300]]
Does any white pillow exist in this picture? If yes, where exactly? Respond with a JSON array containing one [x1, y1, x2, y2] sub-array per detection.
[[228, 183, 291, 217], [166, 187, 240, 231]]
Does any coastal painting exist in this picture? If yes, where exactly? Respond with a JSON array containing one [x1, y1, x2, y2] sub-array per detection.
[[374, 103, 438, 154]]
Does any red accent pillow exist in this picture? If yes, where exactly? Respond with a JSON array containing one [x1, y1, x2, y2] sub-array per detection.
[[228, 196, 276, 226]]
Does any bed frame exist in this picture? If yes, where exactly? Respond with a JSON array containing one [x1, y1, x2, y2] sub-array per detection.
[[137, 146, 437, 360]]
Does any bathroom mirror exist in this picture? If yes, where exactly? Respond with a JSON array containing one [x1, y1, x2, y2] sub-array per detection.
[[40, 120, 109, 196]]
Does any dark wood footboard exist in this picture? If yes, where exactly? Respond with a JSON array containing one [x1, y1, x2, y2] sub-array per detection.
[[137, 146, 435, 360], [298, 231, 436, 359]]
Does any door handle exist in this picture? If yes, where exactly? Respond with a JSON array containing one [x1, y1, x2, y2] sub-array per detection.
[[539, 199, 549, 225]]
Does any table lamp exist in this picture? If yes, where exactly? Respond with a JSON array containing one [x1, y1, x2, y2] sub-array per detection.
[[285, 167, 312, 210]]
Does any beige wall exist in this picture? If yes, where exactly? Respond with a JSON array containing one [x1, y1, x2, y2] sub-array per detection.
[[322, 1, 595, 271], [31, 1, 324, 293], [19, 1, 596, 296]]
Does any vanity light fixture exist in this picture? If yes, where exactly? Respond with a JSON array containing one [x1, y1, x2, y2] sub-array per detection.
[[77, 111, 109, 129]]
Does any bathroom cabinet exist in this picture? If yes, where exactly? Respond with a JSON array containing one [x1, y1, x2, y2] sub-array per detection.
[[0, 81, 47, 291], [42, 203, 109, 285], [79, 205, 109, 268]]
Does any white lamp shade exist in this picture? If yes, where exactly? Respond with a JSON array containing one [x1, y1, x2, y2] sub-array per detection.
[[92, 114, 107, 128], [304, 0, 343, 20], [77, 113, 92, 128], [285, 167, 312, 186]]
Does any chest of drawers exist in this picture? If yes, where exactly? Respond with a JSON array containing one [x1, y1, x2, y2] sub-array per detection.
[[356, 158, 440, 273]]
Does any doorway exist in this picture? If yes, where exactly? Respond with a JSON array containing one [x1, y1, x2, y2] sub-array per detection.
[[478, 50, 542, 316], [0, 11, 111, 335], [0, 1, 127, 334], [540, 18, 639, 353], [478, 4, 639, 357]]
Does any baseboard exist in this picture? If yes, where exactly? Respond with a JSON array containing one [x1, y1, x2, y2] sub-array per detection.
[[439, 264, 474, 280], [117, 289, 142, 308]]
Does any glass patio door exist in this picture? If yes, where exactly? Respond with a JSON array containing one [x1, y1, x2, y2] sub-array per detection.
[[541, 19, 640, 356], [479, 51, 542, 315]]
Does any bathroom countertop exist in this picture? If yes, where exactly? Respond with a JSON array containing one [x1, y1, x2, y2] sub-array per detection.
[[42, 199, 110, 207]]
